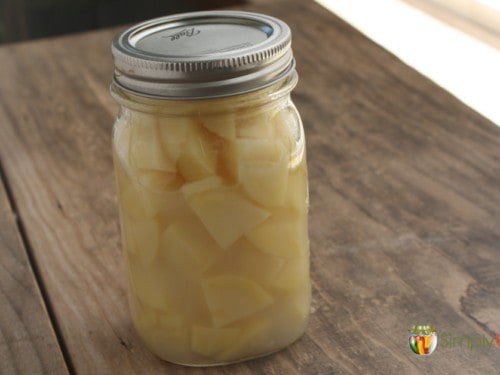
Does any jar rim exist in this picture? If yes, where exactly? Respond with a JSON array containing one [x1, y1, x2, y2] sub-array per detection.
[[110, 70, 298, 115]]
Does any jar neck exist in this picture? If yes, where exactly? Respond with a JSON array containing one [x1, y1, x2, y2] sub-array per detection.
[[110, 72, 297, 116]]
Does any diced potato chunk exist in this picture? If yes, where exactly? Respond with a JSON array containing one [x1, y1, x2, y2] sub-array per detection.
[[236, 112, 273, 139], [127, 260, 170, 310], [129, 109, 157, 128], [216, 317, 272, 361], [224, 139, 284, 182], [272, 104, 305, 169], [191, 325, 241, 357], [120, 182, 158, 220], [158, 312, 185, 330], [138, 170, 184, 192], [181, 176, 223, 199], [177, 125, 218, 181], [188, 188, 270, 249], [202, 113, 236, 140], [239, 158, 288, 206], [160, 218, 221, 276], [233, 115, 290, 208], [246, 210, 308, 258], [144, 316, 191, 364], [272, 255, 310, 294], [207, 239, 284, 285], [250, 293, 310, 352], [129, 113, 175, 173], [153, 191, 191, 228], [158, 116, 193, 163], [113, 113, 132, 170], [290, 288, 311, 323], [129, 299, 157, 331], [285, 162, 309, 213], [201, 275, 273, 327], [131, 141, 173, 172], [231, 139, 284, 162], [124, 218, 160, 266]]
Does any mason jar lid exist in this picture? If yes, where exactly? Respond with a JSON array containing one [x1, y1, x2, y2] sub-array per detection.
[[111, 10, 295, 99]]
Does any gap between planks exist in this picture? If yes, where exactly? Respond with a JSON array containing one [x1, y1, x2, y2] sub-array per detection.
[[0, 160, 76, 375]]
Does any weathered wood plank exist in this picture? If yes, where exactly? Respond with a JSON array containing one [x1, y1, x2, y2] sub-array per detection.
[[0, 169, 68, 374], [0, 0, 499, 374]]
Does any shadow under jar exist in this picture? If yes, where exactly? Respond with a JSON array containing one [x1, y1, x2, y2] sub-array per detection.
[[110, 11, 311, 366]]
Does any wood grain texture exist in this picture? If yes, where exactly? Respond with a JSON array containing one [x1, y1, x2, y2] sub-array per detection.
[[0, 169, 68, 374], [0, 0, 499, 373]]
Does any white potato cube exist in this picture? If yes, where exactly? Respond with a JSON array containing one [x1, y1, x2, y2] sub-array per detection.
[[191, 325, 241, 357], [272, 104, 305, 169], [126, 260, 170, 310], [223, 139, 284, 183], [239, 158, 288, 206], [129, 297, 157, 331], [216, 316, 272, 361], [177, 125, 218, 181], [181, 176, 223, 199], [138, 170, 183, 192], [246, 210, 308, 258], [125, 218, 160, 266], [201, 275, 273, 327], [272, 255, 310, 294], [202, 113, 236, 140], [160, 218, 222, 277], [188, 187, 270, 249], [144, 317, 191, 364], [129, 112, 175, 173], [120, 182, 159, 220], [158, 116, 193, 163], [284, 161, 309, 214], [113, 112, 133, 171], [207, 239, 284, 285], [236, 112, 273, 139]]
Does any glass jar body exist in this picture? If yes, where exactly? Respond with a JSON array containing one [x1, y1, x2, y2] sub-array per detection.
[[111, 80, 310, 366]]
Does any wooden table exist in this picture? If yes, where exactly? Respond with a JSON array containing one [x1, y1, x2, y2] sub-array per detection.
[[1, 1, 499, 373]]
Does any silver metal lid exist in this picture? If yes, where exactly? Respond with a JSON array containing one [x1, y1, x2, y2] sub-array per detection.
[[111, 10, 295, 99]]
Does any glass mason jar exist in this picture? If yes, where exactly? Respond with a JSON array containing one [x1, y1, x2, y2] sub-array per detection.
[[110, 11, 310, 366]]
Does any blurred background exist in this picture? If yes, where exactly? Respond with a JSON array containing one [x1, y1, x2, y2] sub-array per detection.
[[0, 0, 245, 44], [0, 0, 498, 125], [1, 0, 499, 47], [316, 0, 500, 125]]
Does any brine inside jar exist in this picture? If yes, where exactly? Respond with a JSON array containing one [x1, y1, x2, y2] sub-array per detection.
[[112, 94, 310, 365]]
